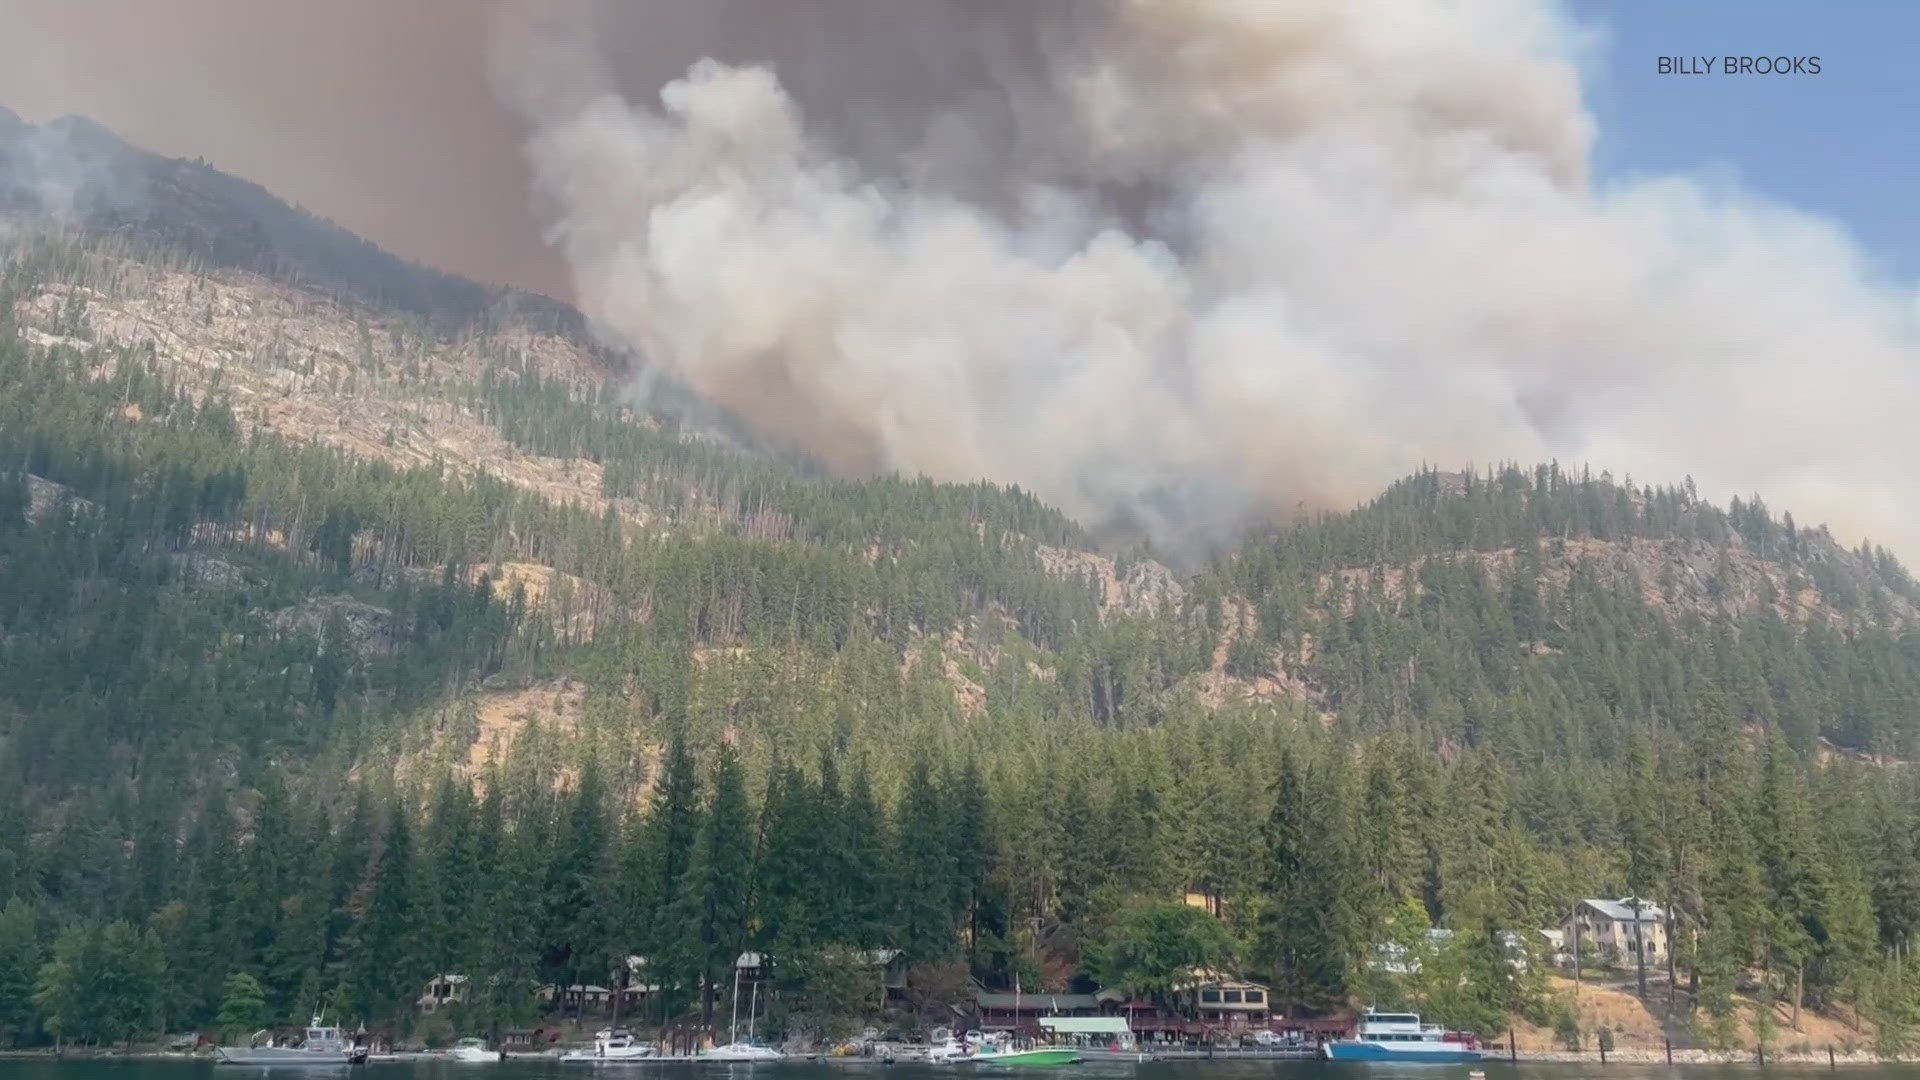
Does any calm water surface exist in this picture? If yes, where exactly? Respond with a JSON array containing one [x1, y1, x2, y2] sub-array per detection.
[[3, 1059, 1917, 1080]]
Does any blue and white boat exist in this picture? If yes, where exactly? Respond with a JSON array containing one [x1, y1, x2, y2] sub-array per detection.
[[1322, 1010, 1482, 1062]]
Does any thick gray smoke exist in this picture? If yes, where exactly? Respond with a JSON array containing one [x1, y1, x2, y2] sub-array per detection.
[[493, 0, 1920, 558]]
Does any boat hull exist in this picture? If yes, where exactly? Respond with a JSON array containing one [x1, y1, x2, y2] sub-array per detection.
[[971, 1050, 1080, 1067], [1323, 1042, 1481, 1063], [215, 1047, 368, 1066], [696, 1049, 785, 1063]]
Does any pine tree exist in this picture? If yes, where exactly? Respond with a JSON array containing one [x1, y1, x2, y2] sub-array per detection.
[[1256, 750, 1346, 1014], [543, 763, 610, 1005], [680, 742, 753, 1026], [0, 899, 40, 1047], [347, 803, 420, 1032], [1620, 731, 1661, 1001], [216, 971, 270, 1040], [892, 760, 957, 963]]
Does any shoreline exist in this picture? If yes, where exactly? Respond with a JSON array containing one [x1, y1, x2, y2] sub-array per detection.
[[1512, 1048, 1916, 1066], [6, 1047, 1920, 1067]]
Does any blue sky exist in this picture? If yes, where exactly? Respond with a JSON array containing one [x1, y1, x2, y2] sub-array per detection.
[[1568, 1, 1920, 280]]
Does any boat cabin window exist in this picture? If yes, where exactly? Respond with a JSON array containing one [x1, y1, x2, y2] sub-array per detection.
[[1372, 1014, 1418, 1024]]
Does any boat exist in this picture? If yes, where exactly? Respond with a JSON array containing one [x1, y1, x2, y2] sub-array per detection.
[[1321, 1009, 1482, 1062], [929, 1032, 1076, 1068], [926, 1036, 973, 1065], [215, 1016, 369, 1066], [560, 1029, 659, 1062], [697, 1042, 785, 1062], [969, 1045, 1080, 1068], [448, 1038, 503, 1063]]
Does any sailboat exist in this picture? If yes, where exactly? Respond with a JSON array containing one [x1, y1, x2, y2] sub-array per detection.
[[698, 962, 784, 1062]]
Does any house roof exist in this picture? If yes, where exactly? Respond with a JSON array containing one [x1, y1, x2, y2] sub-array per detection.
[[1193, 978, 1269, 992], [1039, 1017, 1130, 1035], [974, 991, 1099, 1011], [1577, 897, 1665, 922]]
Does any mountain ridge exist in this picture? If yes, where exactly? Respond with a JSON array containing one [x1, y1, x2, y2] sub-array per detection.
[[1, 112, 1918, 1052]]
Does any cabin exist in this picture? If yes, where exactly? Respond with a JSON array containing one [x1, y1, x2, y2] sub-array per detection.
[[539, 975, 656, 1016], [864, 948, 911, 1005], [540, 983, 615, 1012], [1191, 977, 1270, 1029], [1091, 976, 1274, 1042], [419, 973, 468, 1013], [973, 990, 1100, 1032], [1561, 897, 1667, 966]]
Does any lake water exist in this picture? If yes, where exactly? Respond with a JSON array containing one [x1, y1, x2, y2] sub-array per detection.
[[3, 1058, 1917, 1080]]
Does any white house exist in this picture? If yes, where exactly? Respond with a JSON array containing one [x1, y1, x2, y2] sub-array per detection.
[[419, 973, 468, 1013], [1560, 897, 1667, 965]]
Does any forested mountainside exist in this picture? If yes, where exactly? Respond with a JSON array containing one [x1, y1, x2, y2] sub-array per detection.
[[1, 123, 1919, 1053], [0, 107, 576, 333]]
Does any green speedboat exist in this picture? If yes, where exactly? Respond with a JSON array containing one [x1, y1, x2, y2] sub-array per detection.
[[971, 1047, 1080, 1067]]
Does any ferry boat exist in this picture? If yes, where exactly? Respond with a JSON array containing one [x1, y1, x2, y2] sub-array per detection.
[[215, 1016, 369, 1066], [1321, 1010, 1481, 1062]]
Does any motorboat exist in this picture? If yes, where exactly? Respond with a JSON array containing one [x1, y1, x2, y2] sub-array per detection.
[[215, 1016, 368, 1065], [449, 1038, 503, 1063], [968, 1033, 1077, 1068], [561, 1029, 659, 1062]]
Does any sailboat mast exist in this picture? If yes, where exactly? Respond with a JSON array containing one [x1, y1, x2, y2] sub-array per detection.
[[730, 962, 742, 1044], [1014, 974, 1021, 1048]]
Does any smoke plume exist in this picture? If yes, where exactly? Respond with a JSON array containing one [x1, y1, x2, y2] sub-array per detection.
[[495, 0, 1920, 558]]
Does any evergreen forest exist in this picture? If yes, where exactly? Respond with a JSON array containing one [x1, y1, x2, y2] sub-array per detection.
[[1, 223, 1919, 1056]]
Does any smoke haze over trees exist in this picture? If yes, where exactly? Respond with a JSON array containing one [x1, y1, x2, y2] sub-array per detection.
[[3, 0, 1918, 562]]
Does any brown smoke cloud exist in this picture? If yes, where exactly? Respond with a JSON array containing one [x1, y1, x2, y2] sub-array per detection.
[[4, 0, 1918, 559], [0, 0, 566, 295], [496, 0, 1920, 557]]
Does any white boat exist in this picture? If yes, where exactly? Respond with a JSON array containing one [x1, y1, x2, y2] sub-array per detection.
[[561, 1029, 659, 1062], [697, 1042, 784, 1062], [448, 1038, 503, 1063], [1321, 1009, 1481, 1062], [215, 1016, 369, 1066], [926, 1036, 974, 1065]]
